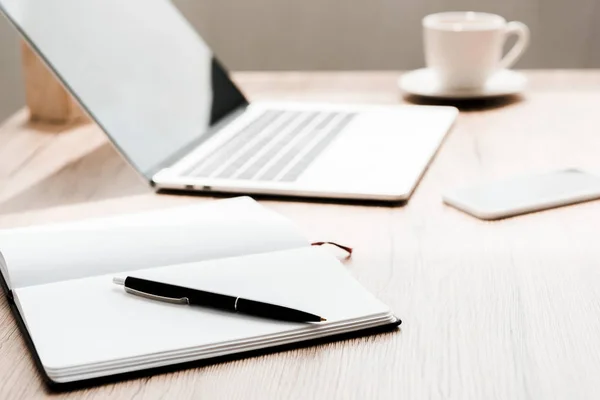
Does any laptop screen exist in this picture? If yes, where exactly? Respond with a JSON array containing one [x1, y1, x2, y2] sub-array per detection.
[[0, 0, 247, 178]]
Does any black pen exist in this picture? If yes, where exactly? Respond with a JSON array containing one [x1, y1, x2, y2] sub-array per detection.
[[113, 276, 326, 323]]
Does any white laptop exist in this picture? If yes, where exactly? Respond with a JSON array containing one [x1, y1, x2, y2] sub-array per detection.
[[0, 0, 457, 202]]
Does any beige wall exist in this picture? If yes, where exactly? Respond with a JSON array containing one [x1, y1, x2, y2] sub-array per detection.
[[1, 0, 600, 120], [175, 0, 600, 70], [0, 16, 23, 122]]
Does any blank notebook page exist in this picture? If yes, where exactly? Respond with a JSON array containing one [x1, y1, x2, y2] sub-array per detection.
[[14, 247, 390, 373], [1, 197, 307, 289]]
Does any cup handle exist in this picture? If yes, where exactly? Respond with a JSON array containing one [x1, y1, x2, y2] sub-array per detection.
[[499, 21, 530, 70]]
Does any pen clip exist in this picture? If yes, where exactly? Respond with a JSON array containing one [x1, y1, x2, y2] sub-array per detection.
[[124, 287, 190, 305]]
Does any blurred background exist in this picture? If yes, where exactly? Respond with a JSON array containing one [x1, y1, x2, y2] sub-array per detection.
[[1, 0, 599, 121]]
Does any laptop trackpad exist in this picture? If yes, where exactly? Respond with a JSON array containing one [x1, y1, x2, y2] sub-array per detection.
[[296, 110, 447, 194]]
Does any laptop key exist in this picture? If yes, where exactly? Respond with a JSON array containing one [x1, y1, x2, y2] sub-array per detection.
[[186, 110, 281, 177], [214, 111, 297, 179], [235, 111, 319, 180], [279, 113, 356, 182], [183, 110, 354, 182], [258, 112, 338, 181]]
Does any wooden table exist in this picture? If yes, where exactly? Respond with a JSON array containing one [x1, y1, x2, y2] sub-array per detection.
[[2, 71, 600, 399]]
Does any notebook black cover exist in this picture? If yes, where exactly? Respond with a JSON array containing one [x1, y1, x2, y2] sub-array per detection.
[[0, 272, 401, 392]]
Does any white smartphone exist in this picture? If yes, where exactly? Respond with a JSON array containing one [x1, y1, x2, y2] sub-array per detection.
[[443, 169, 600, 220]]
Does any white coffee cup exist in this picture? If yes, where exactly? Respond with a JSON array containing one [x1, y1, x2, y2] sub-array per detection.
[[423, 12, 530, 89]]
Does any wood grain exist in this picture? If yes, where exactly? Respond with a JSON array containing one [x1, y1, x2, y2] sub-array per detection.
[[1, 71, 600, 399]]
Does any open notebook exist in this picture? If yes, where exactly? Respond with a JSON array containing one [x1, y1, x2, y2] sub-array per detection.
[[0, 197, 400, 389]]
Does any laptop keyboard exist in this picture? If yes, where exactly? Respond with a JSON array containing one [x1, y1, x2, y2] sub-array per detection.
[[182, 110, 356, 182]]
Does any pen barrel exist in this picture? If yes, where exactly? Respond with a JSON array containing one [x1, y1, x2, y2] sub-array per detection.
[[124, 277, 237, 310], [236, 299, 321, 322], [187, 291, 237, 310], [122, 277, 322, 322]]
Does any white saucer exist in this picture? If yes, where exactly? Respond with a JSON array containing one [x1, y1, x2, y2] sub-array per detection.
[[398, 68, 527, 99]]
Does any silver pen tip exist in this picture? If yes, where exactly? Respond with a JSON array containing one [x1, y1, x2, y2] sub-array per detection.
[[112, 277, 125, 285]]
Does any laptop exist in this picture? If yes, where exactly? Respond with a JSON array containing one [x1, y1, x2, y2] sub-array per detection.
[[0, 0, 457, 202]]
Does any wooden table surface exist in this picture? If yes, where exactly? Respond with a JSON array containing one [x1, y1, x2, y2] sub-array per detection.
[[2, 71, 600, 399]]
